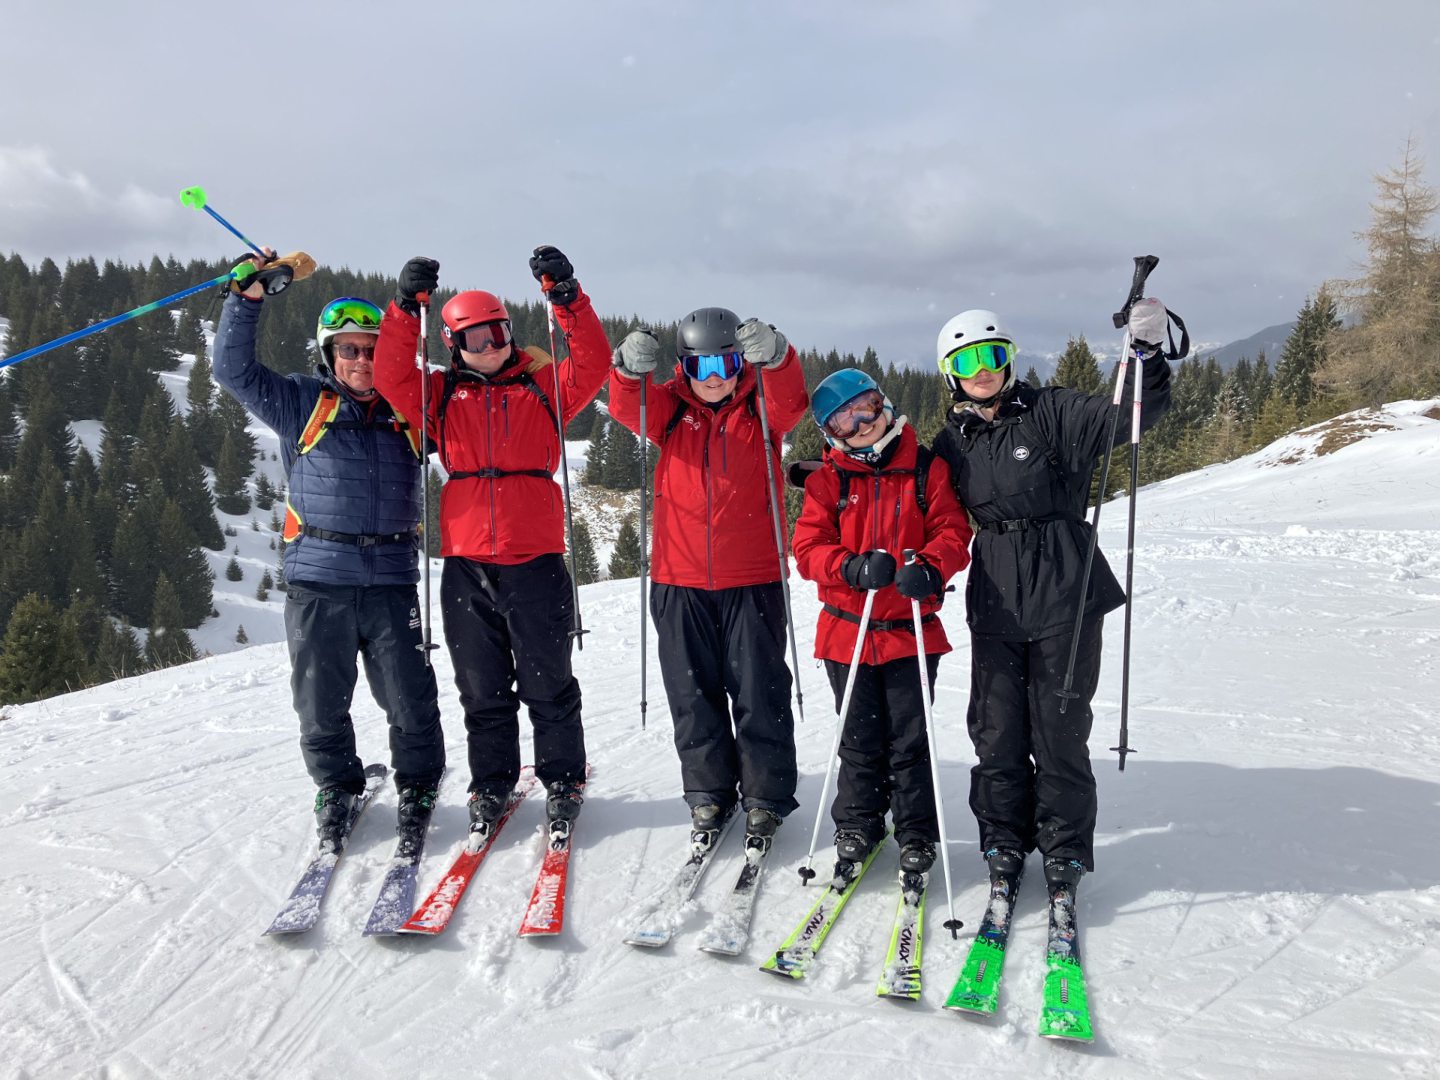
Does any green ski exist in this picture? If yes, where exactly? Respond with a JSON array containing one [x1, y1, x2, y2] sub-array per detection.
[[1037, 882, 1093, 1041], [875, 874, 926, 999], [760, 839, 886, 980], [944, 870, 1021, 1015]]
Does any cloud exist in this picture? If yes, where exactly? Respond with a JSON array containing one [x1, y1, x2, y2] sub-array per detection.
[[0, 146, 205, 262]]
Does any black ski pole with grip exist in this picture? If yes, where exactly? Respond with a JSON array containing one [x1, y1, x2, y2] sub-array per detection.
[[638, 373, 649, 730], [1056, 256, 1158, 763], [753, 368, 807, 727], [540, 273, 589, 650]]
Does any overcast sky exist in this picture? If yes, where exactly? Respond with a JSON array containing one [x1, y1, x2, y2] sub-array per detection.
[[3, 1, 1439, 365]]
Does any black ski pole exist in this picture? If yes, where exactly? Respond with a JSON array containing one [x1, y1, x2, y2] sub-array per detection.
[[638, 373, 649, 730], [1112, 344, 1145, 772], [1057, 256, 1158, 727], [541, 275, 588, 650], [753, 367, 807, 726]]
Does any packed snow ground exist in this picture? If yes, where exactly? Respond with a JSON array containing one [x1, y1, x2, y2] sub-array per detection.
[[5, 402, 1440, 1080]]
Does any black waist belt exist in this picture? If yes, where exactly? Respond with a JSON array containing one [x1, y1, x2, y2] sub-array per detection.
[[448, 468, 553, 480], [823, 602, 938, 634], [976, 511, 1084, 534], [299, 524, 418, 548]]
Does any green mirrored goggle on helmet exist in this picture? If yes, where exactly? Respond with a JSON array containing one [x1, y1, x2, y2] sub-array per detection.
[[318, 297, 383, 331], [939, 340, 1013, 380]]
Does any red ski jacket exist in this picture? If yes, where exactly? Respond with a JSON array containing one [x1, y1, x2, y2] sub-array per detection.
[[607, 350, 808, 590], [791, 423, 973, 665], [373, 289, 612, 564]]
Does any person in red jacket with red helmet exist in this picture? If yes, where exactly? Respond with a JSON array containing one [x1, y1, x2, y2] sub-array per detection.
[[791, 369, 972, 876], [609, 307, 808, 853], [373, 248, 611, 838]]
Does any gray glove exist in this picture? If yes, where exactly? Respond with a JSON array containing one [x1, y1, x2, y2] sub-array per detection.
[[613, 328, 661, 377], [1128, 297, 1168, 355], [737, 318, 789, 368]]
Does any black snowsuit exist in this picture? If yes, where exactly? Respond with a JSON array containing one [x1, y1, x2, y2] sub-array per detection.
[[931, 364, 1171, 869]]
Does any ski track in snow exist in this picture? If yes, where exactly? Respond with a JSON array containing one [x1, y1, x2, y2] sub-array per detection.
[[3, 400, 1440, 1079]]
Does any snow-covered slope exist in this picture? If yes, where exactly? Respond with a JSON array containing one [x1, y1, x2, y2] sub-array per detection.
[[5, 402, 1440, 1080]]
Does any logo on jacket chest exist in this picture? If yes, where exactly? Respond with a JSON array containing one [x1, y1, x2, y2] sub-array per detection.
[[1013, 446, 1031, 461]]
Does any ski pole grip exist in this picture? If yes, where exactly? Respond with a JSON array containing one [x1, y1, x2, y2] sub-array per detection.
[[1113, 255, 1160, 328], [416, 291, 430, 305], [902, 548, 917, 566]]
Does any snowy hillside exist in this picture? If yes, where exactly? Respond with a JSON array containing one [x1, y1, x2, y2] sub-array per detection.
[[5, 401, 1440, 1080]]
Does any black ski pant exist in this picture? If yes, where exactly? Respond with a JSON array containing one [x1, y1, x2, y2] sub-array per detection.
[[966, 621, 1102, 870], [284, 581, 445, 794], [825, 653, 941, 849], [441, 554, 586, 795], [651, 582, 798, 817]]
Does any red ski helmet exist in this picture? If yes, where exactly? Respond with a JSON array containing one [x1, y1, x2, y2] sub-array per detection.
[[440, 290, 511, 350]]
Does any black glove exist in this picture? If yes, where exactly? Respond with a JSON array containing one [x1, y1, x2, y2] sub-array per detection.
[[396, 256, 440, 316], [894, 561, 942, 600], [530, 245, 578, 306], [842, 550, 896, 591]]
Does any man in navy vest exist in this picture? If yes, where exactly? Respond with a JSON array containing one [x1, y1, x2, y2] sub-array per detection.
[[213, 254, 445, 856]]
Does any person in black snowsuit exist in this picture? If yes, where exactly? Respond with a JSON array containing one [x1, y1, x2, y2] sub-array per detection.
[[929, 306, 1171, 895]]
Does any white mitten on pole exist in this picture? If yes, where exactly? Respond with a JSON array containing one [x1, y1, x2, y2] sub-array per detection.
[[1128, 297, 1168, 356]]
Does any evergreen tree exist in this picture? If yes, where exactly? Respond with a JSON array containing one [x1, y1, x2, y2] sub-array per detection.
[[569, 518, 601, 586], [583, 420, 609, 486], [1049, 336, 1104, 394], [565, 399, 599, 440], [163, 421, 224, 550], [155, 500, 214, 626], [603, 422, 642, 490], [213, 429, 252, 515], [254, 474, 274, 510], [235, 624, 249, 645], [95, 618, 145, 681], [423, 466, 443, 558], [1275, 292, 1341, 415], [185, 351, 220, 464], [145, 573, 195, 669], [608, 515, 643, 579], [225, 557, 243, 581], [0, 593, 85, 704]]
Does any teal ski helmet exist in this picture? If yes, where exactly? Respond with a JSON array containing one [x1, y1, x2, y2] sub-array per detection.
[[811, 369, 893, 450]]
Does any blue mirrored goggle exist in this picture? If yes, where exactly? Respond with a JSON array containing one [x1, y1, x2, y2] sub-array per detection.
[[682, 351, 744, 381]]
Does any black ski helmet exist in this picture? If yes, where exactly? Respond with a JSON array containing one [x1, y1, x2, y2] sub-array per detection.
[[676, 307, 742, 357]]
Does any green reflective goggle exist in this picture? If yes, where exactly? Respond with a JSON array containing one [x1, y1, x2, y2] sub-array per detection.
[[939, 340, 1013, 380], [319, 297, 383, 331]]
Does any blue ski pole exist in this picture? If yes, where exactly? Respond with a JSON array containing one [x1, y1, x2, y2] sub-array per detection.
[[180, 185, 266, 256]]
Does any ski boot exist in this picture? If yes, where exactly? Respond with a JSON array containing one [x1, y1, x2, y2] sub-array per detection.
[[395, 785, 439, 860], [1043, 856, 1086, 899], [985, 846, 1025, 884], [833, 831, 876, 886], [314, 787, 358, 854], [897, 841, 936, 894], [743, 808, 782, 856], [690, 803, 731, 854], [466, 788, 510, 842], [545, 779, 585, 843]]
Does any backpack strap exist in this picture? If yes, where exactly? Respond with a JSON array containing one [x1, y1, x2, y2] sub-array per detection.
[[662, 399, 690, 441], [296, 387, 422, 458]]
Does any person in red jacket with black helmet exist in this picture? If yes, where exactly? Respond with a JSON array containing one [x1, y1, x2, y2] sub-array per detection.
[[609, 307, 808, 855], [373, 247, 611, 839], [791, 369, 972, 877]]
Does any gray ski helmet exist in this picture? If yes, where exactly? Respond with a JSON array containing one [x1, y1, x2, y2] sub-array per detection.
[[676, 307, 742, 358]]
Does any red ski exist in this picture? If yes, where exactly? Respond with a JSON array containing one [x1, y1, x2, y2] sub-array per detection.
[[518, 818, 577, 937], [397, 774, 538, 936]]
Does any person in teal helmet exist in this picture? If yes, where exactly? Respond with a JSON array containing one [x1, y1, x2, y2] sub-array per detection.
[[792, 369, 971, 879]]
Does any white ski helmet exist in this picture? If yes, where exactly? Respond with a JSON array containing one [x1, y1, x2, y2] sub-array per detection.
[[936, 308, 1019, 403]]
